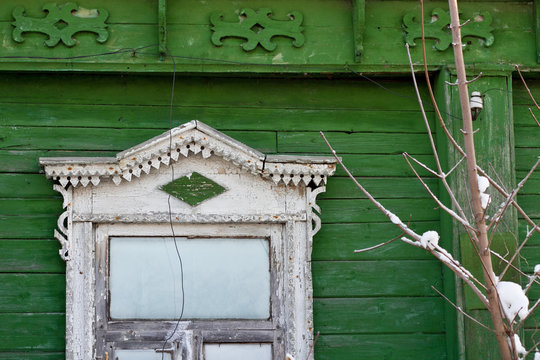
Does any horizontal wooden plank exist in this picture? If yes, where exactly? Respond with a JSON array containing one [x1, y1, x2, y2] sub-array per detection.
[[0, 199, 62, 216], [0, 127, 277, 153], [312, 222, 438, 261], [362, 2, 536, 67], [0, 274, 65, 312], [319, 198, 440, 223], [0, 240, 64, 273], [0, 353, 65, 360], [515, 149, 540, 171], [0, 0, 354, 26], [278, 132, 433, 154], [518, 195, 540, 218], [0, 21, 355, 66], [0, 1, 533, 70], [0, 216, 58, 239], [515, 128, 540, 148], [0, 174, 56, 198], [0, 103, 434, 133], [312, 260, 442, 297], [513, 80, 540, 105], [0, 74, 425, 110], [368, 1, 532, 31], [0, 151, 437, 177], [513, 106, 540, 127], [0, 0, 158, 23], [0, 314, 64, 351], [0, 150, 117, 173], [322, 177, 437, 199], [314, 297, 445, 334], [518, 177, 540, 195], [518, 221, 540, 246], [314, 333, 447, 360], [519, 246, 540, 274], [524, 330, 540, 353], [333, 154, 436, 177]]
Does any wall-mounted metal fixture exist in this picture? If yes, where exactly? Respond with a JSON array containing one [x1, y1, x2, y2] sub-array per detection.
[[470, 91, 483, 121]]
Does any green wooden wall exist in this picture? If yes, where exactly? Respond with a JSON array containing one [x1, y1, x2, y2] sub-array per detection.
[[513, 79, 540, 349], [3, 0, 538, 358], [0, 73, 447, 359]]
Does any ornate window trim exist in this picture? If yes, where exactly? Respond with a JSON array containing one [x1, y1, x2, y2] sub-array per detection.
[[40, 121, 336, 360]]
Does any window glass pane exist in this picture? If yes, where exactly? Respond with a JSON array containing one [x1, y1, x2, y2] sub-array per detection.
[[110, 237, 270, 319], [115, 349, 171, 360], [204, 343, 272, 360]]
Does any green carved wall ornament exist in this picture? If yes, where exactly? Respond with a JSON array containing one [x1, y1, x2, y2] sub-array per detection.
[[160, 172, 227, 207], [12, 2, 109, 47], [210, 8, 304, 52], [403, 8, 494, 51]]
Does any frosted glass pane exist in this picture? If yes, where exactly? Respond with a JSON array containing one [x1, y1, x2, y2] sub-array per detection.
[[110, 237, 270, 319], [204, 343, 272, 360], [115, 349, 171, 360]]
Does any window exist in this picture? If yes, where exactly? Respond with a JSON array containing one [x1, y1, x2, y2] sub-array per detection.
[[40, 121, 336, 360], [95, 224, 282, 359]]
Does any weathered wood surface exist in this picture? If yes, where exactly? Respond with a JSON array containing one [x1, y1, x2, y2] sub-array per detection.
[[312, 260, 442, 297], [312, 222, 438, 261], [314, 297, 445, 333], [315, 333, 447, 360], [0, 74, 446, 358], [0, 0, 537, 73], [513, 79, 540, 349], [0, 353, 65, 360], [0, 240, 64, 272], [0, 314, 65, 351], [0, 274, 65, 312]]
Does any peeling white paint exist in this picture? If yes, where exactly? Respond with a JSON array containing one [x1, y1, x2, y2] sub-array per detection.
[[73, 7, 99, 18], [44, 121, 334, 360]]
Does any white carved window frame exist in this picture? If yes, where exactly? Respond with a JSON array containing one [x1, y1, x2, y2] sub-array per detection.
[[40, 121, 336, 360]]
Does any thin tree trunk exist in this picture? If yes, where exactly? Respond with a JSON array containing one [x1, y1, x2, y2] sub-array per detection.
[[447, 0, 513, 359]]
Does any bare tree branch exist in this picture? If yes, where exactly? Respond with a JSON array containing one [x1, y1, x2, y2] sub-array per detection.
[[490, 250, 540, 287], [405, 43, 471, 228], [477, 167, 540, 236], [354, 232, 404, 253], [401, 236, 489, 305], [402, 153, 475, 231], [516, 297, 540, 332], [515, 65, 540, 113], [522, 341, 540, 360], [487, 158, 540, 236], [431, 286, 494, 333], [446, 156, 466, 177], [418, 0, 466, 158], [403, 152, 440, 178], [528, 108, 540, 128], [320, 132, 421, 242], [445, 72, 483, 86], [500, 222, 540, 280], [447, 0, 512, 356], [320, 132, 490, 306]]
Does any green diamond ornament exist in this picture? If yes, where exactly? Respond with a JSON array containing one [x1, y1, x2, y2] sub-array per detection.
[[160, 172, 227, 206]]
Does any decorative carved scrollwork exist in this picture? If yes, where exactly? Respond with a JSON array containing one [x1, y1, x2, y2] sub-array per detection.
[[210, 8, 304, 52], [53, 184, 72, 261], [12, 2, 109, 47], [41, 121, 336, 188], [308, 186, 326, 237], [403, 8, 494, 51]]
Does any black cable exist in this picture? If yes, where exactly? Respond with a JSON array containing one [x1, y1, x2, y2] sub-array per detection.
[[161, 47, 185, 360], [3, 44, 527, 124]]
